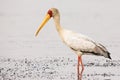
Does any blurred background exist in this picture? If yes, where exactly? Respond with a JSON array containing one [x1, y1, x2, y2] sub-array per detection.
[[0, 0, 120, 58]]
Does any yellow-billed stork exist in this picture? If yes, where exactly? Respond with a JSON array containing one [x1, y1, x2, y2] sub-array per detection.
[[35, 8, 111, 80]]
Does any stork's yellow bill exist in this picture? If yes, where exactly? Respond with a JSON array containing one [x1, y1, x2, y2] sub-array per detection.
[[35, 14, 51, 36]]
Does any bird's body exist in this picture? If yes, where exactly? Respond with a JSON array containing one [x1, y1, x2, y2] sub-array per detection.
[[51, 8, 111, 59], [35, 8, 111, 80], [59, 29, 95, 54], [57, 28, 111, 58]]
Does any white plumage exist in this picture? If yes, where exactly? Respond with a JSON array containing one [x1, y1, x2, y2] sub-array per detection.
[[35, 8, 111, 80], [57, 27, 111, 59], [61, 29, 96, 52]]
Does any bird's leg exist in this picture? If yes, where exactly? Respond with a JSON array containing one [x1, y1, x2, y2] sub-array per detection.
[[77, 56, 80, 80], [79, 56, 84, 79], [78, 56, 84, 80]]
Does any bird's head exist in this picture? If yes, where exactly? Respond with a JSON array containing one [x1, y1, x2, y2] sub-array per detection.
[[48, 8, 59, 17], [35, 8, 59, 36]]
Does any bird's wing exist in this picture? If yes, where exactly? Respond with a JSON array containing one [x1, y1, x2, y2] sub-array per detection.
[[95, 43, 108, 52], [61, 29, 111, 58], [63, 31, 109, 56], [63, 31, 96, 52]]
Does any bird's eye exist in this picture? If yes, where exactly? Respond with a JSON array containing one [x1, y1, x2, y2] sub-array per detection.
[[47, 10, 52, 17]]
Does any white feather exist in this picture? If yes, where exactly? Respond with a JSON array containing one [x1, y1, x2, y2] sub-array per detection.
[[60, 29, 96, 53]]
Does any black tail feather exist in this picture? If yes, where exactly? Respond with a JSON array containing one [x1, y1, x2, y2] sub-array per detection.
[[107, 52, 112, 59]]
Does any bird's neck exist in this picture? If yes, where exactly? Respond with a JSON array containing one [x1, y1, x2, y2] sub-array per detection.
[[53, 14, 63, 33], [53, 14, 66, 42]]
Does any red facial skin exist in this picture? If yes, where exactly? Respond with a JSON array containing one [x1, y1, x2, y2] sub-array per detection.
[[47, 10, 52, 17]]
